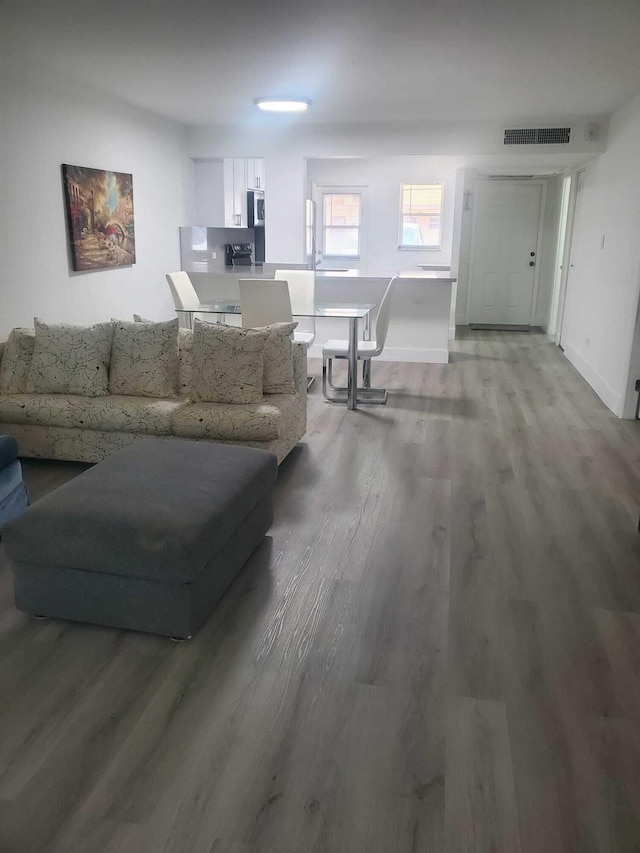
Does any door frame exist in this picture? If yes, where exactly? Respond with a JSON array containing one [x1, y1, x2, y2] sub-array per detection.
[[557, 168, 586, 348], [547, 174, 572, 340], [464, 178, 546, 327]]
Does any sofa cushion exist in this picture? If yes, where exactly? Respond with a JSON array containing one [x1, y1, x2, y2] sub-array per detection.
[[0, 328, 35, 394], [191, 319, 267, 405], [109, 319, 179, 398], [28, 319, 114, 397], [262, 322, 297, 395], [0, 393, 187, 435], [177, 328, 193, 396], [171, 400, 282, 441]]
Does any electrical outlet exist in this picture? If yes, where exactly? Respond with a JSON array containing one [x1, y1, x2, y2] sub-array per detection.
[[211, 251, 217, 259]]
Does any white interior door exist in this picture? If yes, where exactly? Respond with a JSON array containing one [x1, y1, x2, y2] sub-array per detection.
[[468, 181, 543, 326], [559, 169, 586, 349]]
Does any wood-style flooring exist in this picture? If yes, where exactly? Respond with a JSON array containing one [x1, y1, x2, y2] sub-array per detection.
[[2, 329, 640, 852]]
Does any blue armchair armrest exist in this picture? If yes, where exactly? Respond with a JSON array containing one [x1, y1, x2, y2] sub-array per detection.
[[0, 436, 29, 529], [0, 436, 20, 471]]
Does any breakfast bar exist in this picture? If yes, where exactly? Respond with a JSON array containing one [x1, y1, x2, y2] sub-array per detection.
[[187, 268, 458, 364]]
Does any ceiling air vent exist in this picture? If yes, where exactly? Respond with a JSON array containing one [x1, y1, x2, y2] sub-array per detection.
[[504, 127, 571, 145]]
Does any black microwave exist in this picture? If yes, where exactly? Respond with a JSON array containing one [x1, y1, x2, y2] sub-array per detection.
[[247, 190, 265, 227]]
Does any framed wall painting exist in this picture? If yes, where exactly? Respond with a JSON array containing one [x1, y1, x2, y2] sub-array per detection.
[[62, 164, 136, 271]]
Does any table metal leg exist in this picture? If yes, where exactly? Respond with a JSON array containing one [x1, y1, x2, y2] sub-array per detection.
[[187, 311, 194, 331], [347, 317, 358, 410], [363, 359, 372, 388]]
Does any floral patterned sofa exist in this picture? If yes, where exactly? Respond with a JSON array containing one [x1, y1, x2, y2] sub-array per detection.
[[0, 319, 307, 464]]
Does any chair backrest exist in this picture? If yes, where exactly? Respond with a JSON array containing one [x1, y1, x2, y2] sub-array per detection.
[[373, 276, 398, 354], [166, 271, 199, 310], [239, 279, 293, 328], [274, 269, 315, 315]]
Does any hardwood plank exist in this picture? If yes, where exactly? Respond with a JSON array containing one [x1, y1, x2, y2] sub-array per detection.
[[445, 696, 521, 853], [2, 330, 640, 851]]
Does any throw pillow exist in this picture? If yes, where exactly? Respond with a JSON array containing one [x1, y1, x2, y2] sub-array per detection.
[[262, 321, 297, 395], [109, 318, 179, 398], [0, 327, 36, 394], [28, 318, 114, 397], [130, 319, 193, 396], [191, 319, 267, 404], [131, 314, 192, 396]]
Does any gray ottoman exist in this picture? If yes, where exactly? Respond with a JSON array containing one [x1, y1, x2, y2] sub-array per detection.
[[3, 441, 277, 638]]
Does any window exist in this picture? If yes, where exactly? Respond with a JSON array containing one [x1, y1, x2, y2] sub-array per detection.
[[399, 183, 443, 249], [322, 193, 361, 257]]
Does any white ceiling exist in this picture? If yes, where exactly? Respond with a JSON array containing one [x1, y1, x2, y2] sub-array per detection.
[[2, 0, 640, 127]]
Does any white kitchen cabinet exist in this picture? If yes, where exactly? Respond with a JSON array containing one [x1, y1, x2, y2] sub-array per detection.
[[246, 158, 265, 191], [223, 158, 247, 227], [222, 158, 265, 226], [232, 158, 246, 226]]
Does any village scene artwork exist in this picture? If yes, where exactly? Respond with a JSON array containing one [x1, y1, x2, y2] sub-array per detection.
[[62, 164, 136, 271]]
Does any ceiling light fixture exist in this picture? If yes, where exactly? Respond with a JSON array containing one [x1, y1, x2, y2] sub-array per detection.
[[254, 97, 310, 113]]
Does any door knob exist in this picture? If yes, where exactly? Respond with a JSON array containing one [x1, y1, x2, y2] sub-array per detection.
[[529, 261, 535, 267]]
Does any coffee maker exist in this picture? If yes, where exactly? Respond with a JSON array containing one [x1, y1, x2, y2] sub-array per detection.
[[224, 243, 253, 267]]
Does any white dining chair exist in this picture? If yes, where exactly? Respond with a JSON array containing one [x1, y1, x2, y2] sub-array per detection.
[[274, 269, 316, 344], [239, 279, 293, 328], [275, 269, 316, 388], [166, 271, 205, 328], [322, 275, 398, 405]]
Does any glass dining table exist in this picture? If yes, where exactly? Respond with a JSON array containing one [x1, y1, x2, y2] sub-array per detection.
[[175, 302, 376, 411]]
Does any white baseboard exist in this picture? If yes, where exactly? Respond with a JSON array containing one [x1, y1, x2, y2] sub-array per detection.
[[562, 342, 623, 416], [307, 344, 449, 364]]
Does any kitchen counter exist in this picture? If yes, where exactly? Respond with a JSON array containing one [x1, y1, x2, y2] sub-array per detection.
[[209, 266, 456, 283], [317, 269, 456, 282], [189, 268, 457, 363]]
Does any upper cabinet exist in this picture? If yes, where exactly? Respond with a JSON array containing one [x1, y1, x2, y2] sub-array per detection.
[[223, 158, 245, 227], [246, 158, 265, 192], [222, 158, 265, 227]]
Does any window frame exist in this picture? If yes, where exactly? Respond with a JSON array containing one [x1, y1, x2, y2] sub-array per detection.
[[318, 187, 366, 261], [398, 182, 444, 251]]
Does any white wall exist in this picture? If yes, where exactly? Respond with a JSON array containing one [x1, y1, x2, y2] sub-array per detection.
[[265, 156, 306, 265], [561, 93, 640, 417], [306, 157, 456, 275], [0, 71, 190, 338], [187, 117, 607, 161]]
